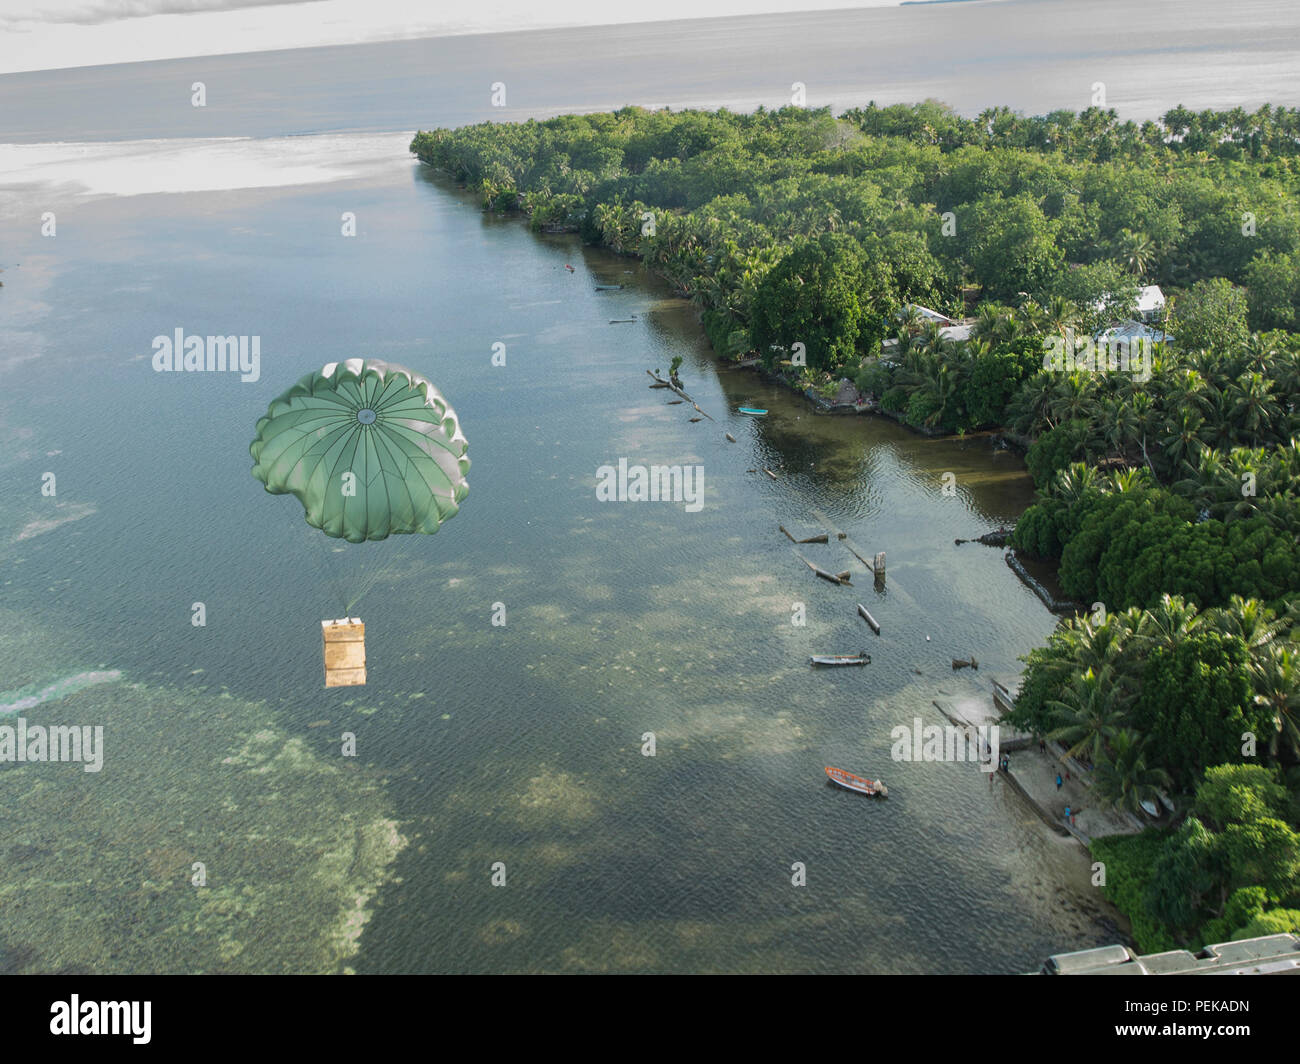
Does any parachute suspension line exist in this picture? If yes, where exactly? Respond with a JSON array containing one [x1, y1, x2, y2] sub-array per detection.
[[342, 552, 388, 614], [297, 510, 350, 618]]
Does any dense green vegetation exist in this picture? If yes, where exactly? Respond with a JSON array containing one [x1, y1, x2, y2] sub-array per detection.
[[411, 101, 1300, 369], [1009, 597, 1300, 951], [1012, 449, 1300, 612], [412, 102, 1300, 952], [1091, 765, 1300, 952], [1008, 596, 1297, 785]]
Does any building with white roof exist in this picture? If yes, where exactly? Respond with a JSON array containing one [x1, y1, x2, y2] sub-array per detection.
[[1093, 285, 1166, 323], [1135, 285, 1166, 321]]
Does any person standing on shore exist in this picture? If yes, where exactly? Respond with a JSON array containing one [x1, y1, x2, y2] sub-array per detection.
[[1055, 772, 1063, 790]]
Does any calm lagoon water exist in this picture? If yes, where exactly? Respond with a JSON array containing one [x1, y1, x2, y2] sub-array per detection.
[[0, 145, 1121, 973], [8, 0, 1295, 972]]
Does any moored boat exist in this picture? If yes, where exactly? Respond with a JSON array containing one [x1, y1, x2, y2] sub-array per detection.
[[825, 766, 888, 796], [738, 407, 767, 415], [809, 651, 870, 666]]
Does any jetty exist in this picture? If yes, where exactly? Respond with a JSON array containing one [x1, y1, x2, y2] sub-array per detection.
[[1005, 550, 1075, 613], [933, 679, 1145, 845]]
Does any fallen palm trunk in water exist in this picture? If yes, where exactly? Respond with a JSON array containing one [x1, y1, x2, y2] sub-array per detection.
[[857, 603, 881, 635], [645, 369, 715, 420], [955, 526, 1014, 546], [808, 507, 880, 580], [797, 552, 851, 585], [779, 525, 827, 543]]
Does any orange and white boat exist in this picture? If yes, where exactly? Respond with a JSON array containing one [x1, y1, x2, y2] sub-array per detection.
[[825, 766, 888, 797]]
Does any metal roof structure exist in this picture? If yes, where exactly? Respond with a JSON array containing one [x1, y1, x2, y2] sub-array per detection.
[[1039, 934, 1300, 975]]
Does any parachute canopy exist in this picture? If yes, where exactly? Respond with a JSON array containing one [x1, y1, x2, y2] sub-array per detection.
[[250, 359, 469, 543]]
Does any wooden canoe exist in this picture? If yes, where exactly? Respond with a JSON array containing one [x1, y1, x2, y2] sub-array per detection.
[[809, 652, 870, 667], [825, 766, 888, 796]]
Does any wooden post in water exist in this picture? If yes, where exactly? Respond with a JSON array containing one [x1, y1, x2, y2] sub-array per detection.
[[873, 552, 886, 588]]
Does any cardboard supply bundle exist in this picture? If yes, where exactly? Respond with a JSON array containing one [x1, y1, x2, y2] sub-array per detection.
[[322, 618, 366, 687]]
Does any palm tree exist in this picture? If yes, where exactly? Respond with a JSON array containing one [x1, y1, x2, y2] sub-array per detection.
[[1196, 388, 1236, 451], [971, 303, 1008, 340], [1115, 228, 1155, 278], [995, 313, 1024, 344], [1051, 461, 1102, 505], [896, 304, 924, 341], [1252, 644, 1300, 763], [1046, 667, 1130, 767], [1106, 467, 1151, 494], [1008, 371, 1060, 436], [1159, 408, 1207, 470], [1017, 298, 1048, 336], [1092, 729, 1172, 816], [1211, 595, 1287, 651], [916, 319, 950, 356], [1055, 615, 1141, 697], [1043, 295, 1078, 339], [1272, 348, 1300, 403], [1136, 594, 1202, 654], [1048, 372, 1098, 425], [1098, 397, 1141, 462], [1168, 368, 1213, 418], [1220, 448, 1269, 523], [1173, 446, 1230, 514], [1227, 372, 1282, 446]]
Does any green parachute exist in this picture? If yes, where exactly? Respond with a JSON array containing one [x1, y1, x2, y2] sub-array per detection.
[[250, 359, 469, 543]]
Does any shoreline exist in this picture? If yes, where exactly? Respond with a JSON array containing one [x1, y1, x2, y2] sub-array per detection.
[[481, 171, 1129, 891], [932, 690, 1144, 847]]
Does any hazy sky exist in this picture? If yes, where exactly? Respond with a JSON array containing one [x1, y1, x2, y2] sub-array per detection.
[[0, 0, 915, 74]]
